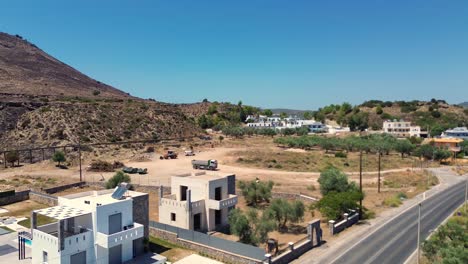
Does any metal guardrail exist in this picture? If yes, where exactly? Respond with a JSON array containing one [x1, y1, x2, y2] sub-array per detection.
[[149, 221, 266, 261]]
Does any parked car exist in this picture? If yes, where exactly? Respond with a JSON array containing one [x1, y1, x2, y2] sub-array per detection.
[[184, 150, 195, 156], [137, 168, 148, 174]]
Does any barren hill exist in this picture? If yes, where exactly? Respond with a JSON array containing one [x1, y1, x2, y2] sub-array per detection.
[[0, 32, 204, 149], [0, 32, 130, 99]]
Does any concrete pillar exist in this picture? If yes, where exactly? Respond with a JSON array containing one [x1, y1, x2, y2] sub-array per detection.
[[329, 220, 335, 236], [186, 189, 192, 229], [159, 185, 163, 200], [344, 213, 349, 227], [288, 242, 294, 251]]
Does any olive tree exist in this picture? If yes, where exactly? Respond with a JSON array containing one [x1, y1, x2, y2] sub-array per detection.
[[52, 151, 66, 166]]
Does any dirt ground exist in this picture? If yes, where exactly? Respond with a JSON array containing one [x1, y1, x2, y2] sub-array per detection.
[[1, 136, 438, 214], [0, 200, 49, 218], [0, 135, 443, 255]]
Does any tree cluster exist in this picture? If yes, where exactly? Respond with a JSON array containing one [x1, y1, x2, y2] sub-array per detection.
[[275, 134, 453, 162], [316, 167, 363, 220], [238, 180, 274, 207]]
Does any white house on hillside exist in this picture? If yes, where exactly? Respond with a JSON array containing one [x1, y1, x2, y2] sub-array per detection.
[[441, 127, 468, 140], [159, 172, 237, 232], [383, 120, 421, 138], [30, 184, 150, 264]]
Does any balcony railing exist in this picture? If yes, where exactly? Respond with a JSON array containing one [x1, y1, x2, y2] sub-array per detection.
[[96, 223, 144, 248], [207, 195, 238, 210]]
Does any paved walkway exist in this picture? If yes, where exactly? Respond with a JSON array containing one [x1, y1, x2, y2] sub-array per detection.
[[174, 254, 224, 264], [0, 232, 31, 263]]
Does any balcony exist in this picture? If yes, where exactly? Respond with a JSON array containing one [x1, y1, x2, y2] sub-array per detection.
[[207, 194, 238, 210], [96, 222, 144, 248], [62, 229, 93, 250]]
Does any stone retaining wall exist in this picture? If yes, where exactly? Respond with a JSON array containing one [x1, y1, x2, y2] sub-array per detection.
[[149, 227, 263, 264], [29, 191, 58, 206]]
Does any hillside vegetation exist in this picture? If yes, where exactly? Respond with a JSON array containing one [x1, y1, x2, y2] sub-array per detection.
[[313, 99, 468, 135]]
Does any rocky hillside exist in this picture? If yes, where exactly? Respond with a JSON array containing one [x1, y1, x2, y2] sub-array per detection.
[[0, 32, 204, 149], [0, 33, 130, 99]]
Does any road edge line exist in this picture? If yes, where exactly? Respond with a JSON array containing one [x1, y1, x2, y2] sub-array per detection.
[[329, 170, 446, 264]]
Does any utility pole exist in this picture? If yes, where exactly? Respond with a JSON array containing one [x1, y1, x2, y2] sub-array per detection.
[[359, 150, 363, 219], [78, 140, 82, 182], [378, 152, 381, 193]]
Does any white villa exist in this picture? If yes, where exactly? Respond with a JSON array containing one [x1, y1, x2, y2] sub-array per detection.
[[246, 115, 324, 131], [158, 172, 237, 232], [30, 184, 150, 264], [383, 120, 421, 138], [441, 127, 468, 140]]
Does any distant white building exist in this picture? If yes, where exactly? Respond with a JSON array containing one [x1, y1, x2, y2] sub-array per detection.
[[159, 172, 237, 232], [246, 115, 318, 130], [326, 125, 351, 135], [441, 127, 468, 140], [30, 184, 150, 264], [383, 120, 421, 138]]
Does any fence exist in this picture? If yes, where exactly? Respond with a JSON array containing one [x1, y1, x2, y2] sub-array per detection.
[[328, 209, 359, 235], [42, 182, 86, 194], [149, 221, 266, 263], [0, 190, 30, 206]]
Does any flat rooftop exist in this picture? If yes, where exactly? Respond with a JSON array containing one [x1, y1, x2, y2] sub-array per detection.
[[173, 171, 234, 181], [60, 189, 147, 206], [34, 205, 91, 220]]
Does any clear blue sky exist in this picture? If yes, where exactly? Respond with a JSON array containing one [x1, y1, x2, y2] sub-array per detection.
[[1, 0, 467, 110]]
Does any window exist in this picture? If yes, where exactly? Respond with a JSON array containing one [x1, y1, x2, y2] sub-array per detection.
[[43, 251, 48, 263], [215, 187, 222, 201], [171, 213, 176, 221], [180, 186, 188, 201]]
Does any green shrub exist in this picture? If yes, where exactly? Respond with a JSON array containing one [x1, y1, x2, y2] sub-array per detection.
[[335, 152, 347, 158], [383, 196, 402, 207], [106, 171, 131, 189]]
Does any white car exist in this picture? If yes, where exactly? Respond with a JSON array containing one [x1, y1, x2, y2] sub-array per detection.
[[184, 150, 195, 156]]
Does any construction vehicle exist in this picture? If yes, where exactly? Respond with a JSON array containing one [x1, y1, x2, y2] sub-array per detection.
[[192, 159, 218, 170], [160, 150, 178, 160]]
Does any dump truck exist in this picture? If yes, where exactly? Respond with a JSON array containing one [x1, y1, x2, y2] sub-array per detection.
[[160, 150, 178, 159], [192, 159, 218, 170]]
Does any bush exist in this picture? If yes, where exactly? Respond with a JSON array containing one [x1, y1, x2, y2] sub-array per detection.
[[5, 151, 19, 167], [146, 146, 155, 153], [383, 196, 402, 207], [90, 160, 124, 172], [106, 171, 131, 189], [318, 166, 357, 195], [93, 90, 101, 96], [334, 152, 347, 158], [52, 151, 66, 166], [317, 190, 363, 220]]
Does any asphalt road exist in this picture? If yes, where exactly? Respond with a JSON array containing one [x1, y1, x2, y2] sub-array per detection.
[[331, 180, 466, 264]]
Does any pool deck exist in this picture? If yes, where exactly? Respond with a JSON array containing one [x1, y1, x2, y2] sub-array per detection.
[[0, 232, 31, 263]]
